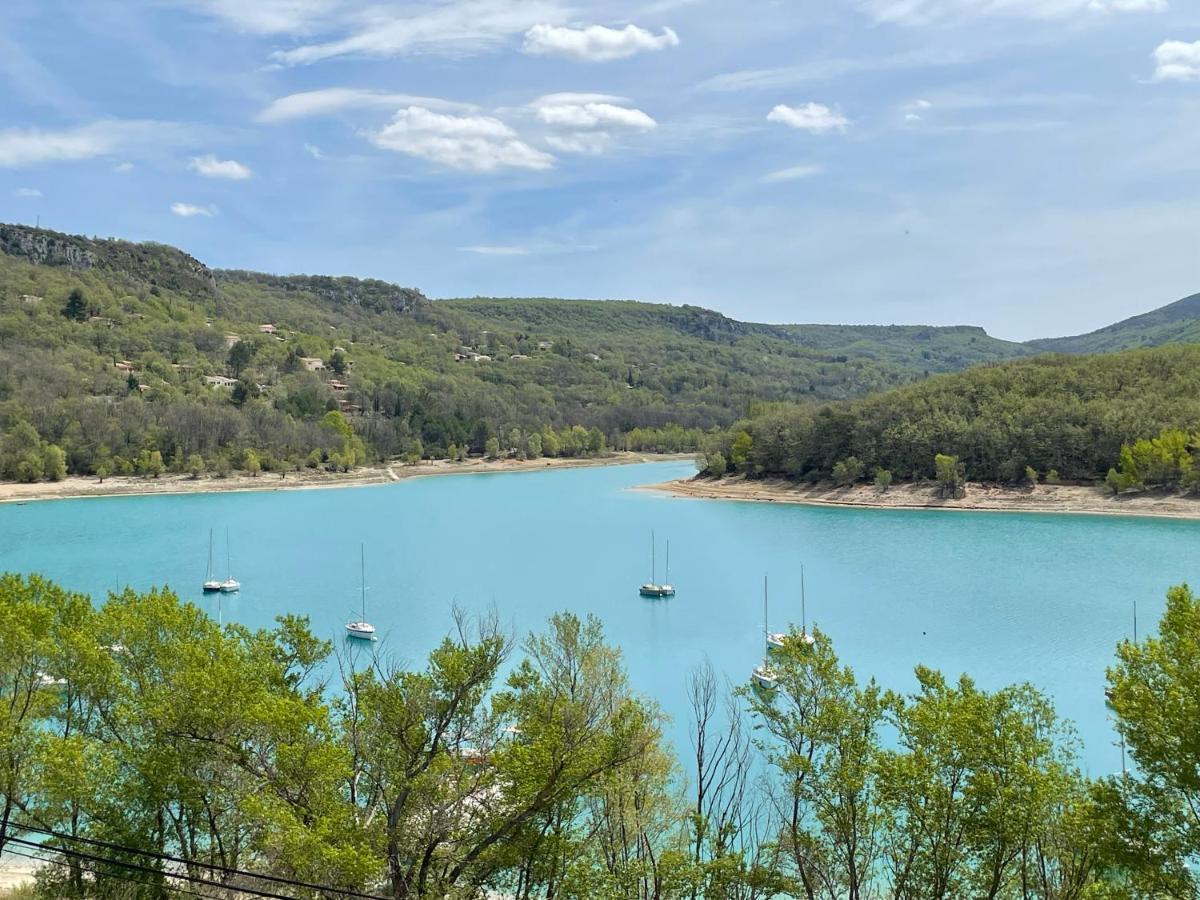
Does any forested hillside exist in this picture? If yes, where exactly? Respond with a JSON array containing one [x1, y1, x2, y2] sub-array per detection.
[[0, 223, 1029, 483], [703, 344, 1200, 484]]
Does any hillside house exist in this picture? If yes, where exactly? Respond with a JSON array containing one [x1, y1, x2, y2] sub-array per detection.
[[299, 357, 325, 372], [258, 324, 277, 334], [204, 375, 237, 388]]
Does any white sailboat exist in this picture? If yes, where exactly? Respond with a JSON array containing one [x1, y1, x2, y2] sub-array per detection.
[[639, 531, 676, 598], [203, 529, 222, 593], [219, 529, 240, 593], [346, 545, 376, 640], [752, 576, 779, 690], [766, 566, 816, 651]]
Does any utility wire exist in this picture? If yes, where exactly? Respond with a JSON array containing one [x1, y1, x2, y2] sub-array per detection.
[[11, 821, 387, 900], [6, 836, 302, 900], [1, 844, 216, 899]]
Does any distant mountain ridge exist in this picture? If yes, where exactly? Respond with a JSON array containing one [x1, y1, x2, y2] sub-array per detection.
[[1029, 292, 1200, 354], [1, 221, 1197, 359]]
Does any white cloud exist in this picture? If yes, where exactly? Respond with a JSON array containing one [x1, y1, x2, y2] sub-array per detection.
[[170, 202, 216, 217], [535, 101, 656, 130], [14, 187, 42, 197], [767, 103, 849, 134], [368, 106, 554, 172], [188, 153, 252, 180], [304, 143, 325, 159], [527, 92, 655, 155], [114, 161, 134, 172], [271, 0, 564, 66], [459, 245, 532, 255], [257, 88, 475, 123], [522, 23, 679, 62], [545, 132, 614, 154], [1152, 40, 1200, 82], [0, 121, 150, 168], [761, 164, 823, 183], [858, 0, 1164, 23]]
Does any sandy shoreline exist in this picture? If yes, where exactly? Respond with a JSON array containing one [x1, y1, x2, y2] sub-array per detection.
[[643, 475, 1200, 520], [0, 452, 697, 505]]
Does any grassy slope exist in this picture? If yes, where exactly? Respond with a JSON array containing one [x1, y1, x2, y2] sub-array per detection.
[[1029, 292, 1200, 353]]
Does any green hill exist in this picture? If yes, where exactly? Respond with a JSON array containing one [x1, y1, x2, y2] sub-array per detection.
[[1028, 292, 1200, 353], [705, 343, 1200, 484], [0, 223, 1039, 482]]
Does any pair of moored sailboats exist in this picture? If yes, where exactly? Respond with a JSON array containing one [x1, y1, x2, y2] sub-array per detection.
[[752, 568, 816, 690], [639, 531, 675, 598], [202, 528, 240, 593]]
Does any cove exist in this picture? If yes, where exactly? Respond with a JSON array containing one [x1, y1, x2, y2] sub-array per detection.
[[1, 459, 1193, 777]]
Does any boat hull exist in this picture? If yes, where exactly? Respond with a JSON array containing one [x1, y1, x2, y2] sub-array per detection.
[[639, 584, 676, 598]]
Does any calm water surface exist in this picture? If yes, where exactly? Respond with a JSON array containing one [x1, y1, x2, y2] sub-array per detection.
[[2, 460, 1194, 776]]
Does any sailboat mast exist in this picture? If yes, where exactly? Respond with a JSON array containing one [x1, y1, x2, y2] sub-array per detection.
[[651, 531, 656, 583], [763, 575, 768, 642], [665, 539, 670, 583], [801, 564, 807, 635], [225, 528, 232, 579], [361, 545, 367, 620], [1133, 600, 1138, 643], [207, 529, 214, 579]]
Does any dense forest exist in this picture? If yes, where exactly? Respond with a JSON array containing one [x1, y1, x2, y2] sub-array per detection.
[[0, 223, 1041, 484], [1, 572, 1197, 898], [701, 345, 1200, 486]]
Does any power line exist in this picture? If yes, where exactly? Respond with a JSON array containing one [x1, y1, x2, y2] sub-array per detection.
[[11, 821, 388, 900], [6, 837, 302, 900], [2, 844, 217, 899]]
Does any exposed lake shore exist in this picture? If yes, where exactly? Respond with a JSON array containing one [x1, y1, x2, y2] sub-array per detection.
[[644, 474, 1200, 520], [0, 452, 697, 505]]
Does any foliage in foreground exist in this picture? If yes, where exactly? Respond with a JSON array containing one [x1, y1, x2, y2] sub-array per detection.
[[1, 574, 1197, 898]]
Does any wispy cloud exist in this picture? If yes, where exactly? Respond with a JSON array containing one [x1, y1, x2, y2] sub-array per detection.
[[522, 23, 679, 62], [163, 0, 339, 34], [257, 88, 475, 123], [0, 120, 171, 168], [857, 0, 1165, 24], [304, 143, 325, 159], [188, 154, 252, 179], [114, 161, 135, 173], [170, 202, 217, 217], [697, 49, 974, 93], [1152, 40, 1200, 82], [761, 164, 823, 183], [459, 245, 532, 255], [368, 106, 554, 172], [767, 103, 849, 134], [528, 92, 656, 155], [270, 0, 564, 66], [14, 187, 43, 198]]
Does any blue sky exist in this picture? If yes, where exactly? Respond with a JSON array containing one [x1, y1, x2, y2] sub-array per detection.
[[2, 0, 1199, 340]]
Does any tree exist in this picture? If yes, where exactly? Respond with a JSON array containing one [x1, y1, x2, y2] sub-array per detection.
[[243, 448, 261, 477], [730, 431, 753, 471], [42, 445, 67, 482], [188, 454, 205, 479], [874, 467, 893, 492], [706, 451, 727, 477], [329, 350, 348, 376], [227, 339, 255, 378], [136, 449, 165, 479], [526, 432, 542, 459], [832, 456, 865, 486], [446, 443, 459, 462], [1025, 465, 1039, 487], [95, 463, 110, 484], [485, 436, 501, 459], [1105, 585, 1200, 893], [61, 288, 88, 321], [404, 438, 423, 466], [934, 453, 965, 499], [0, 423, 47, 483]]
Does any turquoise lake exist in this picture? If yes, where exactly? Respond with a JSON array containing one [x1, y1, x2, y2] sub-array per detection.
[[1, 459, 1193, 777]]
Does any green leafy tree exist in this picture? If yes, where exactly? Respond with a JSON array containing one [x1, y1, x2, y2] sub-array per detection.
[[187, 454, 205, 479], [485, 436, 501, 459], [42, 445, 67, 482], [227, 339, 256, 378], [874, 467, 893, 492], [705, 450, 727, 477], [832, 455, 865, 486], [730, 431, 753, 471], [60, 287, 88, 322], [934, 453, 965, 499], [243, 448, 261, 476], [526, 432, 542, 459]]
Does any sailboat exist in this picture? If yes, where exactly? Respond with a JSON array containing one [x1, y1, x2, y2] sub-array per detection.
[[203, 529, 222, 593], [639, 532, 676, 598], [766, 566, 816, 650], [752, 576, 779, 690], [346, 545, 376, 640], [219, 528, 240, 593]]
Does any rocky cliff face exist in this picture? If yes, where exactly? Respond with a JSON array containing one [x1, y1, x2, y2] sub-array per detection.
[[217, 271, 428, 315], [0, 223, 217, 296]]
